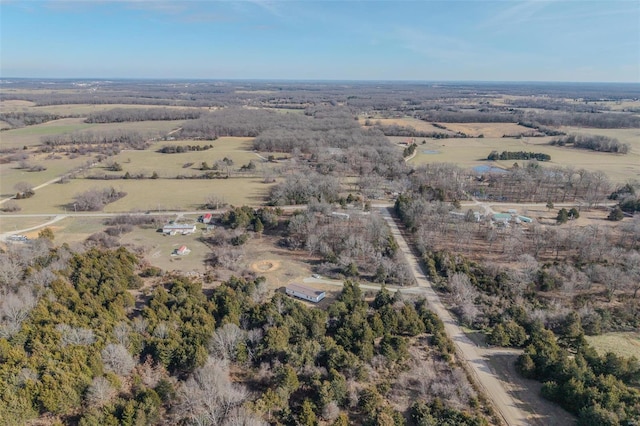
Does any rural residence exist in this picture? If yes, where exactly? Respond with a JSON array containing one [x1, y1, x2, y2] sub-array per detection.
[[285, 283, 326, 303], [163, 223, 196, 235]]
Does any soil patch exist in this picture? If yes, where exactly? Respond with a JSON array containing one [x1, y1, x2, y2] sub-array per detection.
[[251, 259, 281, 273]]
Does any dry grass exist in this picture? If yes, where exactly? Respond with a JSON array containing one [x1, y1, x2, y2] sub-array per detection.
[[0, 152, 93, 198], [0, 118, 94, 148], [0, 118, 184, 149], [106, 137, 262, 178], [585, 332, 640, 359], [0, 216, 58, 233], [359, 117, 451, 134], [409, 134, 640, 183], [119, 224, 211, 274], [9, 176, 274, 214], [437, 122, 533, 138]]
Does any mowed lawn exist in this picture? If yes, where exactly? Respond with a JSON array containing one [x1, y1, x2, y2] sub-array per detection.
[[8, 176, 275, 214]]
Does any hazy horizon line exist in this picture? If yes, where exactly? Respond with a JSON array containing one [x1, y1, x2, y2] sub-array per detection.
[[2, 77, 639, 85]]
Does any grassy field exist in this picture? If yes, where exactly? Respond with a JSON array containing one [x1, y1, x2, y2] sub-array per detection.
[[359, 117, 452, 134], [585, 332, 640, 359], [0, 118, 95, 148], [21, 216, 106, 243], [8, 176, 275, 214], [0, 118, 184, 149], [0, 153, 94, 198], [0, 216, 58, 234], [437, 122, 533, 138], [408, 133, 640, 183], [103, 137, 263, 178]]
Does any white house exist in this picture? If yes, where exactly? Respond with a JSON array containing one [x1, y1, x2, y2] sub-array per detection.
[[163, 223, 196, 235], [286, 283, 326, 303]]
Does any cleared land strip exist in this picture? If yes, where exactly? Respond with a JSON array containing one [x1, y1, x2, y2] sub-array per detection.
[[379, 207, 530, 426]]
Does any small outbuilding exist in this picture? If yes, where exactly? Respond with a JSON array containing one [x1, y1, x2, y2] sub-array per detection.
[[176, 245, 190, 255], [286, 283, 326, 303], [202, 213, 213, 224]]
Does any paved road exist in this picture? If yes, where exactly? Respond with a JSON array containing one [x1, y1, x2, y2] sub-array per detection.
[[379, 207, 531, 426]]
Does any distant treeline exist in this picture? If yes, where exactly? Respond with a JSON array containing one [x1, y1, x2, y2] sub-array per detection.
[[370, 122, 466, 139], [528, 111, 640, 129], [487, 151, 551, 161], [157, 144, 213, 154], [418, 110, 516, 123], [550, 134, 630, 154], [85, 107, 203, 123], [0, 111, 63, 128]]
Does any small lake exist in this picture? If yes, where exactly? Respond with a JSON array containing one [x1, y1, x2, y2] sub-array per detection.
[[473, 164, 508, 174]]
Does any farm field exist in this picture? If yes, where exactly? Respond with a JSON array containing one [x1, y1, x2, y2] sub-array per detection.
[[0, 216, 58, 235], [436, 122, 533, 138], [0, 117, 95, 148], [0, 153, 94, 199], [0, 118, 184, 148], [359, 116, 453, 134], [103, 137, 265, 178], [585, 332, 640, 359], [408, 134, 639, 183], [7, 176, 275, 214]]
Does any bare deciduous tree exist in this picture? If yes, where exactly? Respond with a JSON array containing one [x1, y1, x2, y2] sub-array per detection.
[[101, 343, 136, 376], [0, 287, 37, 338], [209, 323, 245, 361], [178, 357, 248, 426], [85, 376, 116, 408], [56, 324, 96, 347]]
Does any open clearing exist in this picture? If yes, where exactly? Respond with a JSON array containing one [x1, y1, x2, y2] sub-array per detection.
[[0, 216, 58, 234], [8, 176, 274, 214], [437, 122, 533, 138], [585, 332, 640, 359], [0, 118, 184, 149], [0, 153, 94, 199], [103, 137, 265, 178], [120, 225, 211, 274], [22, 216, 106, 243], [359, 117, 453, 134], [409, 134, 639, 183]]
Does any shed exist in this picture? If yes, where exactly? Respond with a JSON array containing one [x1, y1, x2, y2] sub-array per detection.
[[202, 213, 213, 224], [286, 283, 326, 303], [176, 245, 189, 255]]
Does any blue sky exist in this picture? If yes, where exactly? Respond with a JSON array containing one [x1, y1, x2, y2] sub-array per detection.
[[1, 0, 638, 82]]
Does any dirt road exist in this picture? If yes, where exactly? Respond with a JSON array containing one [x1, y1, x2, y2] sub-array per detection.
[[380, 207, 531, 426]]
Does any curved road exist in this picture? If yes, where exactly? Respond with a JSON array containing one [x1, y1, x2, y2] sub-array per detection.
[[379, 207, 529, 426]]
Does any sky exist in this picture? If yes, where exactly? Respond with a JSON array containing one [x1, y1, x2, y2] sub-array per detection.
[[1, 0, 639, 82]]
